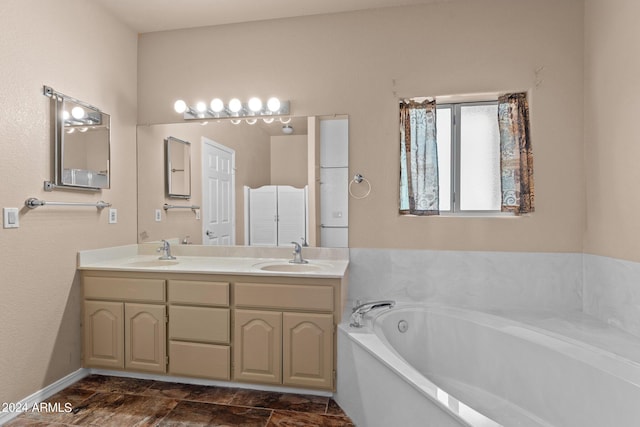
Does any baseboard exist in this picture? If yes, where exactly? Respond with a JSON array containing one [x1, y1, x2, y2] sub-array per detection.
[[0, 368, 89, 426], [89, 368, 333, 397]]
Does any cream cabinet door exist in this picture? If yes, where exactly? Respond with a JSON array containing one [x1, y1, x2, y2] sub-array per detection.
[[84, 301, 124, 369], [233, 309, 282, 384], [125, 303, 166, 373], [283, 312, 333, 389]]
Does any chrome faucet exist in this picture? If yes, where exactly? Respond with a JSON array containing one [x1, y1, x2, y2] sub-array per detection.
[[289, 241, 308, 264], [157, 240, 176, 260], [349, 300, 395, 328]]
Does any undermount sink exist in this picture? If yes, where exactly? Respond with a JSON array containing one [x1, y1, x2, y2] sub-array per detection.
[[256, 262, 326, 273], [126, 259, 180, 267]]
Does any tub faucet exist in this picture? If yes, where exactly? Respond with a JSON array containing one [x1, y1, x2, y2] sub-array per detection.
[[350, 300, 395, 328], [289, 241, 308, 264], [157, 240, 176, 260]]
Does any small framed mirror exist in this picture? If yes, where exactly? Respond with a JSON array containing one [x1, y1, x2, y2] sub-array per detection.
[[44, 86, 110, 191], [165, 136, 191, 199]]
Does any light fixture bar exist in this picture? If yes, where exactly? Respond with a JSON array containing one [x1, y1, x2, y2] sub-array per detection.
[[175, 98, 290, 121]]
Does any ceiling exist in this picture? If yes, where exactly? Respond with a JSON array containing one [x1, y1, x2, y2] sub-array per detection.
[[94, 0, 446, 34]]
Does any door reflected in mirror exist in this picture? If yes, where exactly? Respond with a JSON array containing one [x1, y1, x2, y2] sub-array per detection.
[[136, 116, 348, 247]]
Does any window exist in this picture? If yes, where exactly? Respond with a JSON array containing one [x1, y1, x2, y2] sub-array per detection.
[[400, 93, 534, 216], [437, 101, 501, 213]]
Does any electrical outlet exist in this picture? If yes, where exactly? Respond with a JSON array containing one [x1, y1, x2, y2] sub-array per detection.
[[3, 208, 19, 229], [155, 209, 162, 222], [108, 208, 118, 224]]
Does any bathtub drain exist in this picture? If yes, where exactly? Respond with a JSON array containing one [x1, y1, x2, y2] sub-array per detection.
[[398, 320, 409, 333]]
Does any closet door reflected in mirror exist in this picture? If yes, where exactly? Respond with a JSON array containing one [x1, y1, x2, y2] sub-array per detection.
[[166, 136, 191, 199]]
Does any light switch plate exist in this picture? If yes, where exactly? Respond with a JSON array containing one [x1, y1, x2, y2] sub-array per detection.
[[3, 208, 19, 229], [108, 208, 118, 224], [155, 209, 162, 222]]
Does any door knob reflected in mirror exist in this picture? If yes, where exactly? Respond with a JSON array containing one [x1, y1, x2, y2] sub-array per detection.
[[206, 230, 216, 238]]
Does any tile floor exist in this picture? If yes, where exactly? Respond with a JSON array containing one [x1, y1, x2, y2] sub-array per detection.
[[6, 374, 354, 426]]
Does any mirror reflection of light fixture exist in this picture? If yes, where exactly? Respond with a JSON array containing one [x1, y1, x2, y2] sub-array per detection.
[[279, 117, 292, 124], [282, 125, 294, 134], [173, 96, 290, 121]]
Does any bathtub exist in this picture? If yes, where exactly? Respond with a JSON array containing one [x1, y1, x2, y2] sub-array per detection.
[[336, 304, 640, 427]]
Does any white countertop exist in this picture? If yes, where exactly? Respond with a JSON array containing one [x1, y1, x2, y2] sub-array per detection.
[[78, 244, 349, 278]]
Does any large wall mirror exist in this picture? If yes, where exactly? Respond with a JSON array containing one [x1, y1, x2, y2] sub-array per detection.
[[137, 115, 349, 247], [44, 86, 110, 191]]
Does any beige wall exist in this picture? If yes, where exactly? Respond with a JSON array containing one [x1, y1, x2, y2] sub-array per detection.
[[270, 135, 308, 187], [137, 122, 271, 244], [0, 0, 138, 404], [138, 0, 586, 252], [584, 0, 640, 262]]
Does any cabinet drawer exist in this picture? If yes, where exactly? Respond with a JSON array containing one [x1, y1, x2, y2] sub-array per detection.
[[235, 283, 333, 311], [169, 341, 230, 380], [168, 280, 229, 306], [169, 306, 230, 343], [84, 277, 165, 302]]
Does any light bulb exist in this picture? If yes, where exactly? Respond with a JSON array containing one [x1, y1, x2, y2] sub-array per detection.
[[248, 97, 262, 113], [71, 106, 85, 119], [62, 110, 70, 120], [196, 101, 207, 113], [174, 100, 187, 114], [267, 97, 281, 113], [229, 98, 242, 113], [282, 125, 294, 134], [210, 98, 224, 113]]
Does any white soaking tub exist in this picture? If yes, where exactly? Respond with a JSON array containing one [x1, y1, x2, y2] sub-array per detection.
[[336, 304, 640, 427]]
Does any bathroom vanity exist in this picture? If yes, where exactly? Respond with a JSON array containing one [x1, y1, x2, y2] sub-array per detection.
[[78, 244, 348, 392]]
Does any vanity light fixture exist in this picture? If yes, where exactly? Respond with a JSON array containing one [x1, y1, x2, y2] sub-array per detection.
[[173, 96, 290, 121]]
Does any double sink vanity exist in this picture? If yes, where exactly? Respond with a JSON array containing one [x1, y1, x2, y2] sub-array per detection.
[[78, 243, 349, 392]]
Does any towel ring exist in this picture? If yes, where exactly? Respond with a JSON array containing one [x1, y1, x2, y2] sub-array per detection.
[[349, 174, 371, 199]]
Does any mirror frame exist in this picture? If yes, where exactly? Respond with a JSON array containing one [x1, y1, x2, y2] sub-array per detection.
[[165, 136, 191, 199], [44, 86, 111, 192]]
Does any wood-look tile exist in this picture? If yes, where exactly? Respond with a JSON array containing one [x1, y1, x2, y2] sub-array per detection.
[[158, 400, 272, 427], [326, 399, 348, 417], [73, 374, 155, 395], [266, 410, 355, 427], [3, 417, 69, 426], [144, 382, 238, 404], [70, 392, 178, 426], [230, 390, 329, 414]]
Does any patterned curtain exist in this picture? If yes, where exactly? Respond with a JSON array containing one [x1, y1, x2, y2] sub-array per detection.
[[498, 93, 534, 214], [399, 99, 439, 215]]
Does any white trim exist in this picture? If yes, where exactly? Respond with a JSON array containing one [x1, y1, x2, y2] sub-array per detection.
[[88, 369, 333, 397], [0, 368, 90, 425]]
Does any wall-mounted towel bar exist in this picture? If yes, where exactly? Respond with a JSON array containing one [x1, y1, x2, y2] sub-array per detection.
[[163, 203, 200, 211], [25, 198, 111, 209]]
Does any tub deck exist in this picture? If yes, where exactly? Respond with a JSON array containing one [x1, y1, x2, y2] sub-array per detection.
[[485, 309, 640, 367]]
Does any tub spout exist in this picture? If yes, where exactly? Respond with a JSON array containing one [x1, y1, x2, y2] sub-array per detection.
[[350, 300, 395, 328]]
